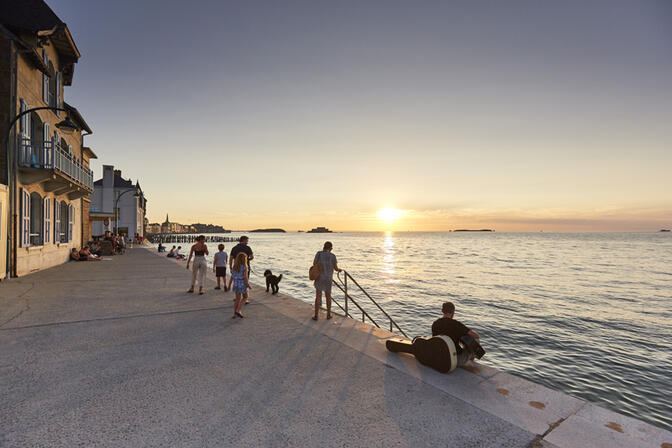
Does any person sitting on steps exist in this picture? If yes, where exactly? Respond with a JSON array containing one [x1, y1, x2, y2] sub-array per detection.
[[431, 301, 480, 365]]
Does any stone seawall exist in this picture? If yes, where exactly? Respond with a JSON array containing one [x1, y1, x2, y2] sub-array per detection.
[[0, 247, 669, 447]]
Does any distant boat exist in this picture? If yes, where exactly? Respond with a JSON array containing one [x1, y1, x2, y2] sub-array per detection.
[[307, 226, 332, 233], [250, 228, 286, 233], [660, 229, 671, 232]]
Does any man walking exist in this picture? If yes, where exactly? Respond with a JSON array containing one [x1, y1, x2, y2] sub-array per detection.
[[230, 236, 254, 279]]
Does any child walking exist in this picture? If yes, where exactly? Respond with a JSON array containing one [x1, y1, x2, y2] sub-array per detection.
[[228, 253, 251, 318], [213, 244, 228, 291]]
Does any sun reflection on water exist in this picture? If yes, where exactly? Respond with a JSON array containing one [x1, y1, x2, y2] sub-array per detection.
[[381, 232, 399, 282]]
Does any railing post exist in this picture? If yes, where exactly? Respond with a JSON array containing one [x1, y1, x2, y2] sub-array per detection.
[[344, 273, 348, 318]]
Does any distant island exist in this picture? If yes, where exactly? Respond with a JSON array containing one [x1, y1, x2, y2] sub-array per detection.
[[453, 229, 494, 232], [660, 229, 671, 232], [250, 228, 286, 233], [307, 226, 333, 233]]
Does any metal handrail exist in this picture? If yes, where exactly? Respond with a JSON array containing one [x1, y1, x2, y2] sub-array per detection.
[[18, 137, 94, 190], [328, 270, 408, 338]]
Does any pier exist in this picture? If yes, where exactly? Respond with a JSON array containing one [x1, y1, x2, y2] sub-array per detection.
[[0, 248, 669, 447], [146, 233, 238, 244]]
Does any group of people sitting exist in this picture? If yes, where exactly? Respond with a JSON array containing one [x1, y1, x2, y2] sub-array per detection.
[[101, 231, 127, 254], [160, 244, 185, 259], [70, 243, 104, 262]]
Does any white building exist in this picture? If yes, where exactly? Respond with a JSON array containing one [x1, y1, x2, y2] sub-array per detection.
[[91, 165, 146, 238]]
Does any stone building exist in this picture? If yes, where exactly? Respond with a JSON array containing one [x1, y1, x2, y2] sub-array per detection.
[[91, 165, 147, 238], [0, 0, 96, 276]]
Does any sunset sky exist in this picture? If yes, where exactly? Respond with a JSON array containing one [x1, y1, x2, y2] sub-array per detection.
[[51, 0, 671, 231]]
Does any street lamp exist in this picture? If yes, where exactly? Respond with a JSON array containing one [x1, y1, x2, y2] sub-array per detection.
[[114, 189, 141, 235], [4, 106, 79, 278]]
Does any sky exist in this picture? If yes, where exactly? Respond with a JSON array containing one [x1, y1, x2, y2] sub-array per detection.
[[49, 0, 672, 231]]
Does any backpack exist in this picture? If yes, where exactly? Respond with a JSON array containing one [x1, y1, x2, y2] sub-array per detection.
[[309, 252, 322, 280]]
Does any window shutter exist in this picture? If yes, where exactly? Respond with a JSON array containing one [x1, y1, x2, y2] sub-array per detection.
[[43, 122, 51, 166], [54, 200, 61, 243], [42, 51, 49, 103], [43, 197, 51, 244], [20, 189, 30, 247], [19, 100, 27, 137], [55, 72, 61, 115], [68, 204, 73, 242]]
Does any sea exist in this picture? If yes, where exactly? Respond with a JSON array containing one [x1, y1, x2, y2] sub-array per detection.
[[152, 231, 672, 430]]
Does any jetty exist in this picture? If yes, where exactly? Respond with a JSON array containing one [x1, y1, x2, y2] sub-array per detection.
[[0, 249, 669, 447], [147, 233, 239, 244]]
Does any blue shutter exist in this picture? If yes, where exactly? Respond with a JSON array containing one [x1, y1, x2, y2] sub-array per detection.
[[68, 204, 73, 242], [54, 200, 60, 243], [42, 51, 49, 103], [43, 197, 51, 244], [43, 122, 51, 167], [20, 189, 30, 247], [55, 72, 61, 116]]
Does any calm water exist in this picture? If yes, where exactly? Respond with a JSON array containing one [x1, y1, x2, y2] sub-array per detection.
[[154, 232, 672, 430]]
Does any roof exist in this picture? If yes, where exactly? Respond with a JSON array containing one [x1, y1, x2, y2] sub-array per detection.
[[64, 102, 92, 134], [93, 175, 134, 189], [0, 0, 80, 85], [82, 146, 97, 160]]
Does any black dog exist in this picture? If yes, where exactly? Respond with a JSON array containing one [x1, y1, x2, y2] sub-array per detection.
[[264, 270, 283, 294]]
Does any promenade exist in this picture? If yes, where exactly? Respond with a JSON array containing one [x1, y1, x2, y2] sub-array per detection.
[[1, 249, 669, 447]]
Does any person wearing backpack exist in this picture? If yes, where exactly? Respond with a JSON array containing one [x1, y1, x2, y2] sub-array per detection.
[[311, 241, 342, 321]]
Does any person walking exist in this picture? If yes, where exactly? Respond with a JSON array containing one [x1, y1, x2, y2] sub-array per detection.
[[228, 253, 251, 318], [312, 241, 341, 321], [186, 235, 209, 295], [230, 236, 254, 279]]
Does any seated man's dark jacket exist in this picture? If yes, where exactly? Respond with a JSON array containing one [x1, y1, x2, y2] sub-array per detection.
[[431, 317, 470, 353]]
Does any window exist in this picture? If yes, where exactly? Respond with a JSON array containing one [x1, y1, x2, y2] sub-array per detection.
[[30, 192, 43, 246], [43, 197, 51, 244]]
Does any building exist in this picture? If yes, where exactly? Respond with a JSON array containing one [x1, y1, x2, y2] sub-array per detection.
[[91, 165, 147, 238], [160, 215, 184, 233], [0, 1, 96, 277], [146, 222, 161, 235]]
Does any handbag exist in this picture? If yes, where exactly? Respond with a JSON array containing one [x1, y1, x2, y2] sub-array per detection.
[[309, 253, 322, 280]]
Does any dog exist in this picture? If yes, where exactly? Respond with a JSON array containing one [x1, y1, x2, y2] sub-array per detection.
[[264, 270, 283, 294]]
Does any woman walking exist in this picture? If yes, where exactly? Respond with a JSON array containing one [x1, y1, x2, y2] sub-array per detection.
[[229, 252, 251, 318], [186, 235, 209, 295], [312, 241, 342, 320]]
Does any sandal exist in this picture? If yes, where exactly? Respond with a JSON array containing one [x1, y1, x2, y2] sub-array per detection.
[[326, 314, 332, 320], [199, 290, 204, 295], [235, 312, 244, 318], [187, 289, 194, 293], [312, 316, 318, 321]]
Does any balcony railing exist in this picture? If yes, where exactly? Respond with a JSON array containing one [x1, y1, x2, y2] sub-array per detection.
[[19, 137, 93, 191]]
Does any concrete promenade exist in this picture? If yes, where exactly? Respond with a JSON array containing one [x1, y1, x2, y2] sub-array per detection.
[[1, 249, 670, 447]]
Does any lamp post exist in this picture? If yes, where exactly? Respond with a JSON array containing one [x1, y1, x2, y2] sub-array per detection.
[[114, 189, 140, 235], [4, 106, 78, 278]]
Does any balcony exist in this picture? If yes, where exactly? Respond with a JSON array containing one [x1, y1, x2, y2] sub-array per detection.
[[18, 137, 93, 199]]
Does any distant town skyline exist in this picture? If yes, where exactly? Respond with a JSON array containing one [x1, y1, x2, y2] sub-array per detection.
[[55, 0, 671, 231]]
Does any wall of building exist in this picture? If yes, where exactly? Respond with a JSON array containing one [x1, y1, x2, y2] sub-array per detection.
[[0, 36, 12, 185], [0, 184, 8, 278], [15, 198, 81, 276], [13, 42, 85, 276]]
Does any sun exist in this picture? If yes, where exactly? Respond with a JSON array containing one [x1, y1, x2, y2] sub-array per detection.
[[377, 207, 403, 222]]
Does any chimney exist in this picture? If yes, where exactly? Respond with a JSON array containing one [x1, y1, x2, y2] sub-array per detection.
[[103, 165, 114, 188], [114, 169, 121, 177]]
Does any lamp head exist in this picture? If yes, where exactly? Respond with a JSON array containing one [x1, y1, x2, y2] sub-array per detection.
[[55, 115, 78, 132]]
